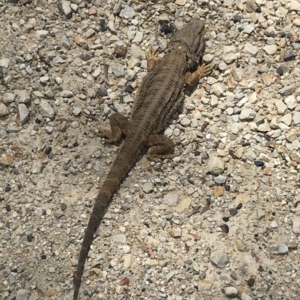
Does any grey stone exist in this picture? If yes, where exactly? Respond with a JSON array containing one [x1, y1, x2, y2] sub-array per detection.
[[0, 129, 7, 139], [293, 111, 300, 125], [2, 230, 11, 240], [61, 90, 74, 98], [207, 156, 224, 175], [285, 95, 297, 109], [85, 28, 95, 38], [25, 66, 33, 74], [231, 123, 241, 134], [114, 102, 125, 114], [180, 117, 191, 126], [16, 289, 29, 300], [112, 234, 126, 244], [231, 68, 243, 82], [35, 30, 49, 40], [52, 56, 67, 64], [70, 121, 80, 128], [92, 67, 101, 78], [111, 63, 124, 77], [73, 107, 82, 116], [164, 192, 178, 206], [223, 52, 239, 64], [279, 85, 296, 96], [235, 90, 245, 100], [277, 244, 289, 254], [210, 252, 229, 268], [211, 82, 225, 96], [245, 149, 256, 161], [281, 113, 292, 126], [45, 126, 54, 134], [40, 76, 49, 84], [257, 121, 270, 132], [70, 3, 78, 11], [15, 90, 31, 104], [123, 95, 133, 103], [165, 271, 175, 281], [18, 104, 30, 124], [203, 54, 214, 63], [143, 182, 154, 193], [236, 97, 248, 107], [39, 100, 55, 119], [132, 31, 143, 44], [210, 95, 218, 107], [0, 103, 9, 117], [3, 93, 16, 104], [244, 24, 255, 34], [292, 217, 300, 234], [224, 287, 238, 297], [270, 220, 278, 228], [61, 35, 71, 50], [214, 175, 226, 184], [218, 62, 228, 71], [244, 42, 258, 55], [241, 293, 252, 300], [131, 44, 144, 58], [107, 20, 116, 33], [61, 1, 72, 19], [120, 5, 136, 19], [6, 125, 20, 133], [24, 18, 37, 32]]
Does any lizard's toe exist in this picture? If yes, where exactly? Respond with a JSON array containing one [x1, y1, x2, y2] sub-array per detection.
[[197, 64, 212, 78]]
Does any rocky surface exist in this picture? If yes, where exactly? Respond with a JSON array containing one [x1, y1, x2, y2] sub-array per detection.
[[0, 0, 300, 299]]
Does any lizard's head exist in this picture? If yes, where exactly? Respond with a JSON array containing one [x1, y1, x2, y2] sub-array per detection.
[[171, 19, 206, 68]]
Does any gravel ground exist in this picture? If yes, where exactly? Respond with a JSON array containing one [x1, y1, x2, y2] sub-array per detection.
[[1, 0, 300, 300]]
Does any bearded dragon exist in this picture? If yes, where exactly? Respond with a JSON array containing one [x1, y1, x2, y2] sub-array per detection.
[[73, 19, 212, 299]]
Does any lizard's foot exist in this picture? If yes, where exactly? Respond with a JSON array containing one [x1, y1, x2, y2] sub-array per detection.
[[185, 64, 212, 86], [146, 134, 175, 160], [146, 47, 160, 71], [93, 126, 120, 143], [93, 113, 132, 144], [196, 64, 213, 79]]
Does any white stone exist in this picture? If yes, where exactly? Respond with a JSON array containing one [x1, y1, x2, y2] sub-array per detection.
[[240, 108, 256, 121], [274, 99, 287, 115], [263, 45, 277, 55], [0, 57, 10, 68], [207, 156, 224, 175]]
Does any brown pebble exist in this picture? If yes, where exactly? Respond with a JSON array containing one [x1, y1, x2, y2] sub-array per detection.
[[214, 186, 224, 197], [44, 288, 56, 297]]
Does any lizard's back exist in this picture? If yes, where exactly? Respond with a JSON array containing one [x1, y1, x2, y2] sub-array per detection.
[[131, 44, 189, 136]]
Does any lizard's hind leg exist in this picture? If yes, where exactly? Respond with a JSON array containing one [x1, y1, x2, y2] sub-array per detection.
[[95, 113, 132, 143], [146, 134, 175, 160]]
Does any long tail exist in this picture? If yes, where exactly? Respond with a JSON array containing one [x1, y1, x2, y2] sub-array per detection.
[[73, 135, 143, 300]]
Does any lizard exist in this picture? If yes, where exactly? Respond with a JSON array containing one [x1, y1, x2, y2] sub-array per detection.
[[73, 18, 212, 300]]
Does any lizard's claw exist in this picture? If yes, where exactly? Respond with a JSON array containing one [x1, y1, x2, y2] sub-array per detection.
[[146, 47, 159, 60], [146, 47, 160, 71], [196, 64, 212, 78]]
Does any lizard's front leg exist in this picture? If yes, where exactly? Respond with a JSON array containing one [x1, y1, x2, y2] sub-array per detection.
[[146, 134, 175, 160], [94, 113, 132, 143], [185, 64, 212, 87], [146, 47, 160, 71]]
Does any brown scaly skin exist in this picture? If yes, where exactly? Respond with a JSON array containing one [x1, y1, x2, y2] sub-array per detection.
[[73, 19, 212, 299]]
